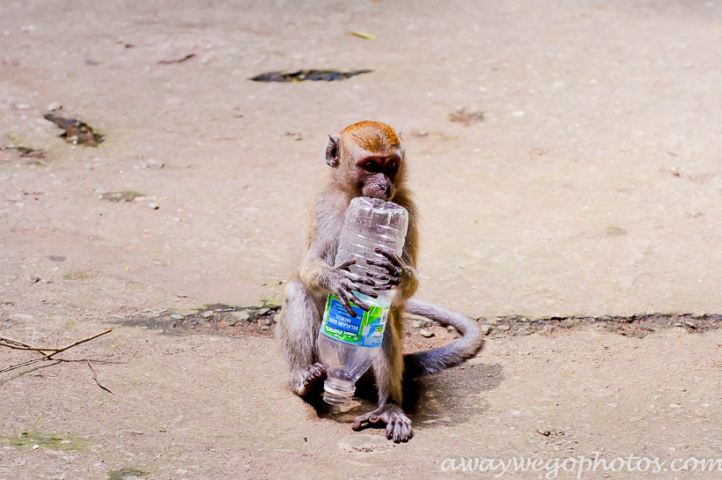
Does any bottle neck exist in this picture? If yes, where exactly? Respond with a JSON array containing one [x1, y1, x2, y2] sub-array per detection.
[[323, 376, 355, 406]]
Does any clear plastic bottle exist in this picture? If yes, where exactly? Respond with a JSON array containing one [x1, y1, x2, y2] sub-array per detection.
[[318, 197, 409, 406]]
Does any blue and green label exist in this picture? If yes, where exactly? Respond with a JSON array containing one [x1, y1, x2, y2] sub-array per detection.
[[321, 294, 389, 347]]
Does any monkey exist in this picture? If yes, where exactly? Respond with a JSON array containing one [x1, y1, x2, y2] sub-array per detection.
[[275, 121, 483, 443]]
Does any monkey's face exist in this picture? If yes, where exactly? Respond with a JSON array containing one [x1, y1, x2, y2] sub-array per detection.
[[356, 155, 400, 201], [326, 127, 405, 201]]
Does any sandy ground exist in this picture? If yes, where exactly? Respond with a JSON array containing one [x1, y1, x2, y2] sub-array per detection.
[[2, 0, 722, 478]]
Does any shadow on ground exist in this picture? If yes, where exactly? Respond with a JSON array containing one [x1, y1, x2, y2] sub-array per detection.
[[306, 361, 504, 432]]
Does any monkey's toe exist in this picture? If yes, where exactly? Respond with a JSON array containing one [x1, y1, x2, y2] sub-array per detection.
[[352, 405, 413, 443], [305, 362, 326, 383], [293, 363, 326, 396], [386, 414, 413, 443]]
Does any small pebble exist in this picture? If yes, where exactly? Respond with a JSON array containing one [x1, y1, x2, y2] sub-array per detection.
[[514, 325, 532, 336], [229, 311, 250, 326], [412, 318, 431, 328], [419, 329, 434, 338], [480, 325, 492, 335], [47, 102, 62, 111], [202, 311, 213, 318], [170, 314, 183, 320]]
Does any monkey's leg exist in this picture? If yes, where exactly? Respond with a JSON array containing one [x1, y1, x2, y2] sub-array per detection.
[[352, 314, 413, 442], [276, 279, 325, 396]]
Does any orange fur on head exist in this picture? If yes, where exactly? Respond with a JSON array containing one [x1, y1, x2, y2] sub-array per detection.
[[340, 121, 400, 154]]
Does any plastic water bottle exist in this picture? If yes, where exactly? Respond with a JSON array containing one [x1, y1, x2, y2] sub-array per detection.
[[318, 197, 409, 406]]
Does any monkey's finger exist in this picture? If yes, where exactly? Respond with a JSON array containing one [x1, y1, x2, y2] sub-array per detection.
[[367, 260, 403, 278], [341, 287, 370, 312], [373, 283, 397, 291], [366, 258, 392, 268], [366, 258, 400, 275], [366, 272, 401, 286], [349, 293, 370, 312], [337, 258, 357, 270], [353, 286, 379, 298], [344, 272, 376, 286], [374, 247, 404, 268], [365, 271, 392, 281], [337, 294, 357, 317]]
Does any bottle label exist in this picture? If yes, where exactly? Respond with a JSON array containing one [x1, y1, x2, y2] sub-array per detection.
[[321, 294, 389, 348]]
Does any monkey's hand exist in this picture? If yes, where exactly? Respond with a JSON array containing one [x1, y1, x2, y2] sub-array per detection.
[[366, 247, 415, 291], [352, 403, 413, 443], [327, 259, 379, 317]]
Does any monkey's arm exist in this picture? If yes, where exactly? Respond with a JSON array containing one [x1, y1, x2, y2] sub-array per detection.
[[299, 255, 377, 314], [297, 197, 378, 316]]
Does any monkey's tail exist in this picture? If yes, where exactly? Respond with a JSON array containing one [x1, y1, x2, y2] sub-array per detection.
[[403, 299, 484, 378]]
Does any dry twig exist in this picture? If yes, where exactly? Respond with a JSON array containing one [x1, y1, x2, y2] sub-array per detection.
[[0, 328, 114, 359], [46, 328, 114, 359], [86, 359, 115, 395], [0, 328, 116, 384]]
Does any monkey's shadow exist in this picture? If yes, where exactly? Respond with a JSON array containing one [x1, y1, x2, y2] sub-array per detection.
[[308, 362, 504, 432]]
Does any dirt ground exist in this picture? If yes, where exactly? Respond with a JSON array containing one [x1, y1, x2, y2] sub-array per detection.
[[2, 0, 722, 478]]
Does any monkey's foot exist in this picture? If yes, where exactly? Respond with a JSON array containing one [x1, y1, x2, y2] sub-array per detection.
[[293, 363, 326, 397], [352, 403, 413, 443]]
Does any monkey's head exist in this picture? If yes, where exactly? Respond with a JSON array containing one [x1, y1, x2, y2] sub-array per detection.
[[326, 121, 406, 202]]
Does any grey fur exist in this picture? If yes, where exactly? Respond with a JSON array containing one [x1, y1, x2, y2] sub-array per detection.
[[403, 299, 484, 378]]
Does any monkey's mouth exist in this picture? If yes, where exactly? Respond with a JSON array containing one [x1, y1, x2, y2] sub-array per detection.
[[363, 185, 393, 201]]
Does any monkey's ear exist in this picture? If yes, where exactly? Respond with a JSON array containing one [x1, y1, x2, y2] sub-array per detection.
[[326, 135, 341, 168]]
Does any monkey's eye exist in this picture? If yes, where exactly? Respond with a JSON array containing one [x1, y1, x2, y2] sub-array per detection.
[[363, 162, 382, 173], [386, 160, 398, 172]]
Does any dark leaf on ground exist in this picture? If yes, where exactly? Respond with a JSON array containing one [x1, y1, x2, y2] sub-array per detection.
[[158, 53, 196, 64], [1, 146, 48, 165], [4, 146, 46, 159], [44, 113, 104, 147], [100, 191, 145, 202], [250, 69, 372, 82]]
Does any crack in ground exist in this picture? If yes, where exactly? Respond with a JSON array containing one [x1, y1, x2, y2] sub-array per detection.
[[111, 304, 281, 338], [480, 312, 722, 338], [113, 305, 722, 341]]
